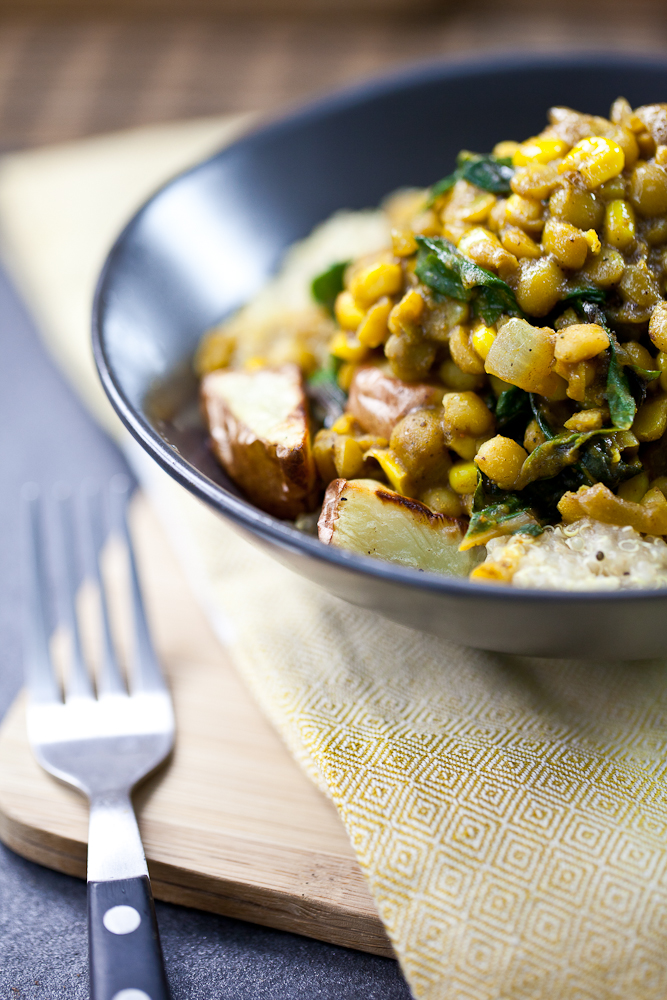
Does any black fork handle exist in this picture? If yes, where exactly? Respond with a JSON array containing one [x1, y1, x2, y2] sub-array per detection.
[[89, 876, 171, 1000]]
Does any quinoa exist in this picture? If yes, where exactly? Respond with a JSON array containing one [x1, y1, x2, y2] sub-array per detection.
[[476, 519, 667, 590]]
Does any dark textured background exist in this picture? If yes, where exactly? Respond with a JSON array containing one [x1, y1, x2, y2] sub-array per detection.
[[1, 4, 667, 994]]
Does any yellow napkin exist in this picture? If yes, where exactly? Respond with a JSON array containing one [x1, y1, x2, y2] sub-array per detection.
[[2, 119, 667, 1000]]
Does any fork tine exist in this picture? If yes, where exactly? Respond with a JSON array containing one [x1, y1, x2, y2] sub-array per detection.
[[111, 476, 167, 694], [81, 485, 127, 697], [53, 486, 95, 701], [22, 484, 61, 704]]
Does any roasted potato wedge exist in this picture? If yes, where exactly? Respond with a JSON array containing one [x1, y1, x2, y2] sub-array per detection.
[[318, 478, 482, 575], [201, 363, 318, 519], [347, 366, 443, 440]]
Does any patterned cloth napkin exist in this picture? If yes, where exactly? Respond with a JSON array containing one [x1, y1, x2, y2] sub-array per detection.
[[2, 118, 667, 1000]]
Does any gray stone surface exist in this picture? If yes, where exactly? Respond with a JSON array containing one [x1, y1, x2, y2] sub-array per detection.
[[0, 264, 411, 998]]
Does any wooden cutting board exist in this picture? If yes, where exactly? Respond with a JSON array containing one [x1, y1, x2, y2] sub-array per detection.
[[0, 494, 391, 958]]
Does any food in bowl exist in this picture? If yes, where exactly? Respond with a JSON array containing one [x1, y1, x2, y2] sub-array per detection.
[[196, 98, 667, 590]]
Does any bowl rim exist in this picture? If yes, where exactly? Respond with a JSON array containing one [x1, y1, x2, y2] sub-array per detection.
[[93, 48, 667, 606]]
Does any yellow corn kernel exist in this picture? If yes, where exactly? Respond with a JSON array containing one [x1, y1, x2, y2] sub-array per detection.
[[328, 331, 369, 363], [348, 261, 403, 308], [475, 436, 528, 490], [449, 461, 479, 495], [458, 192, 497, 223], [245, 356, 268, 371], [334, 290, 365, 330], [391, 228, 418, 257], [449, 436, 480, 461], [584, 229, 602, 254], [367, 448, 412, 495], [559, 136, 625, 189], [194, 329, 236, 376], [649, 301, 667, 353], [604, 199, 636, 250], [471, 323, 497, 361], [617, 472, 650, 503], [312, 430, 337, 484], [337, 362, 358, 392], [387, 289, 425, 336], [514, 257, 565, 317], [622, 340, 655, 370], [513, 136, 570, 166], [357, 297, 392, 348], [493, 140, 520, 159], [330, 413, 359, 435], [500, 225, 542, 259], [633, 394, 667, 442], [333, 436, 365, 479], [553, 323, 610, 363]]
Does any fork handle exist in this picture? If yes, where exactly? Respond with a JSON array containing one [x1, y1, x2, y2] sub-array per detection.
[[89, 875, 171, 1000]]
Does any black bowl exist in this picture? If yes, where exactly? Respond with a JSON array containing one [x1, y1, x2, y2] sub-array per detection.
[[93, 51, 667, 659]]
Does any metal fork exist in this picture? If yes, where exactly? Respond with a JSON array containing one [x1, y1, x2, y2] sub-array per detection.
[[23, 478, 174, 1000]]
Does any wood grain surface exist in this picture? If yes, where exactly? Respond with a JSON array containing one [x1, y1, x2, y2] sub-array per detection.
[[0, 494, 392, 957], [0, 4, 665, 150]]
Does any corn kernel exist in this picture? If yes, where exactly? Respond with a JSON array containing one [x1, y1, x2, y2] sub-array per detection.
[[245, 356, 268, 371], [449, 461, 479, 495], [334, 290, 365, 331], [391, 228, 418, 257], [559, 136, 625, 189], [500, 226, 542, 259], [439, 359, 482, 391], [513, 136, 570, 166], [331, 413, 359, 435], [471, 323, 497, 361], [333, 436, 365, 479], [604, 199, 636, 250], [388, 289, 424, 336], [457, 226, 518, 276], [349, 261, 403, 307], [458, 192, 497, 223], [493, 140, 520, 159], [633, 394, 667, 442], [313, 430, 337, 484], [328, 331, 369, 363], [584, 229, 602, 253], [563, 409, 604, 432], [357, 297, 392, 348], [449, 436, 480, 461], [617, 472, 650, 503], [367, 448, 412, 495], [337, 362, 358, 392]]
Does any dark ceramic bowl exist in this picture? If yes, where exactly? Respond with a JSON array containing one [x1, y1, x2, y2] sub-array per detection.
[[93, 52, 667, 659]]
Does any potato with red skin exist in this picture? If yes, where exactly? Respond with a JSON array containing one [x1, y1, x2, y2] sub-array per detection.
[[346, 366, 443, 440], [201, 363, 318, 519]]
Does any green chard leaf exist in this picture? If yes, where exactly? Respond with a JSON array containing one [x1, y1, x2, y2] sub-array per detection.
[[495, 387, 531, 428], [428, 153, 514, 205], [311, 261, 349, 316], [529, 394, 555, 440], [461, 473, 542, 549], [414, 236, 523, 323], [457, 152, 514, 194], [561, 285, 608, 309], [606, 339, 637, 431]]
